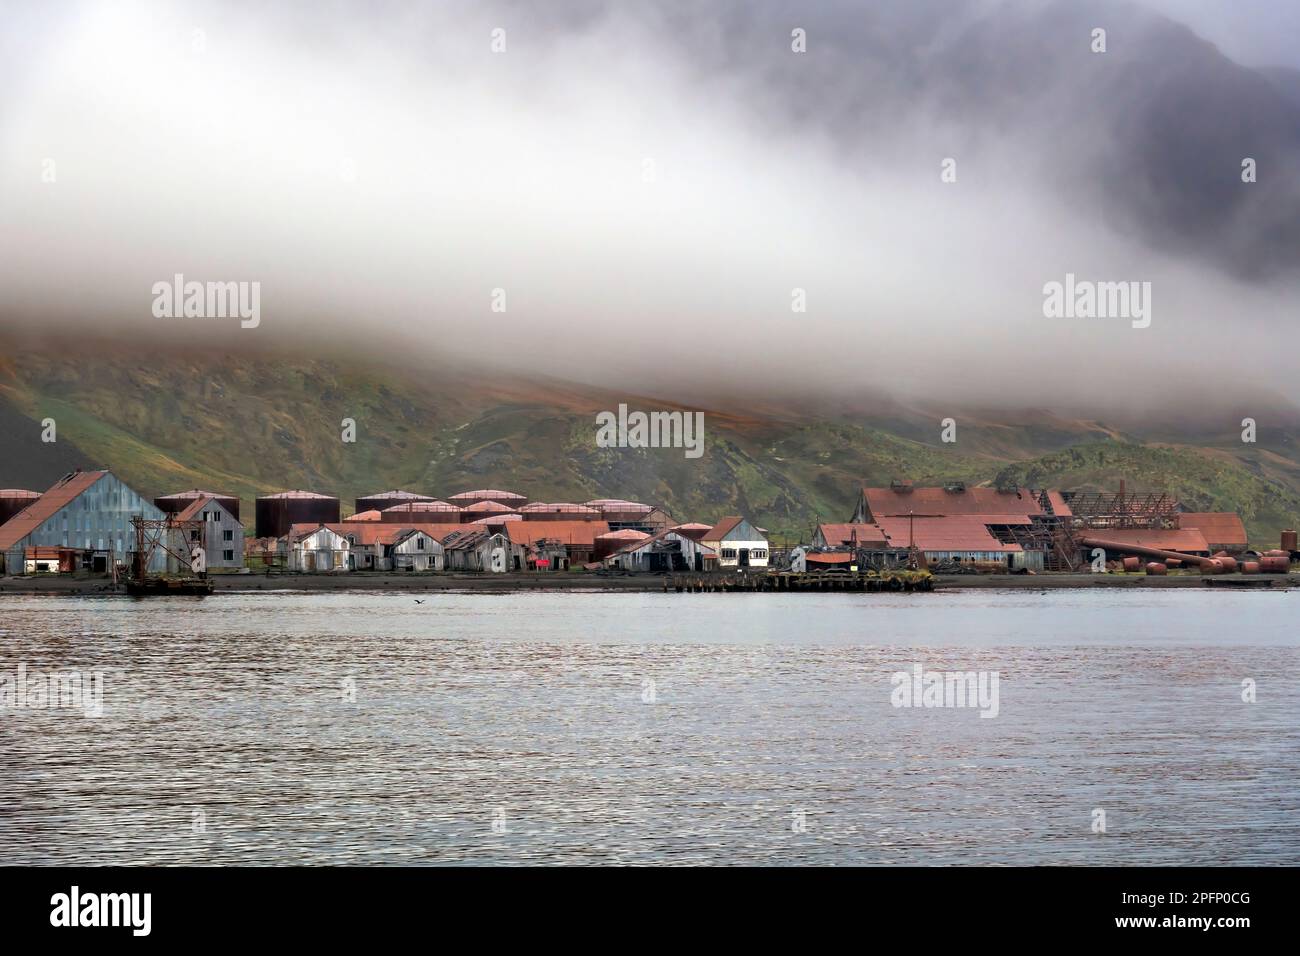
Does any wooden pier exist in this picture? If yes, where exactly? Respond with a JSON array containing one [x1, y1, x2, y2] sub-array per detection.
[[665, 570, 934, 593]]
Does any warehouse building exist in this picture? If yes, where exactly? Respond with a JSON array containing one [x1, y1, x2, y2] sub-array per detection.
[[0, 470, 166, 575]]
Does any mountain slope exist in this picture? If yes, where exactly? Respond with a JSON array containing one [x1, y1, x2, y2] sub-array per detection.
[[2, 340, 1298, 545]]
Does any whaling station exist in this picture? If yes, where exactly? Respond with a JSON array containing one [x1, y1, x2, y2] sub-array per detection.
[[0, 471, 1296, 594]]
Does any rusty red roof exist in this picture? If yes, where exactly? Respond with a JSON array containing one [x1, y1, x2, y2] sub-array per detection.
[[872, 515, 1024, 552], [325, 523, 443, 547], [426, 524, 489, 543], [506, 521, 611, 546], [817, 523, 889, 548], [596, 529, 651, 541], [471, 513, 523, 524], [605, 528, 717, 560], [861, 486, 1042, 520], [0, 470, 110, 551], [174, 496, 238, 522], [1177, 512, 1248, 547], [1044, 491, 1072, 517], [704, 516, 743, 541]]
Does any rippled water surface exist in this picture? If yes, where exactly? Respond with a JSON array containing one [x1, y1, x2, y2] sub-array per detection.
[[1, 589, 1297, 865]]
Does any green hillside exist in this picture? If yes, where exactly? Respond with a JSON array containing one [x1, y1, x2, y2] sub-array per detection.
[[2, 343, 1298, 546]]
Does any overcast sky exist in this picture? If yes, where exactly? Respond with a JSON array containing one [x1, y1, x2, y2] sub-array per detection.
[[1, 0, 1297, 407]]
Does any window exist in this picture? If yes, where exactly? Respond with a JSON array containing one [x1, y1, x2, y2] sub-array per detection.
[[752, 549, 767, 559], [417, 537, 425, 550], [223, 529, 233, 541], [722, 548, 737, 558], [223, 550, 234, 562], [190, 530, 200, 541]]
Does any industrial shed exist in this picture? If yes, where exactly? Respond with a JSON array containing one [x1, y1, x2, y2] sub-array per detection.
[[1177, 512, 1248, 552], [0, 470, 166, 575]]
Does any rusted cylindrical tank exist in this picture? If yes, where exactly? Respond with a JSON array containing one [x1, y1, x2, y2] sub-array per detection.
[[1080, 536, 1220, 571], [1214, 555, 1238, 573], [461, 500, 514, 520], [0, 489, 43, 525], [380, 501, 462, 523], [448, 489, 528, 507], [1282, 530, 1298, 552], [1166, 558, 1183, 569], [155, 488, 241, 521], [1145, 562, 1168, 575], [255, 490, 339, 538], [1121, 556, 1141, 572], [355, 490, 435, 514], [1260, 556, 1291, 573], [1241, 561, 1261, 574], [520, 502, 602, 521], [1264, 549, 1288, 558]]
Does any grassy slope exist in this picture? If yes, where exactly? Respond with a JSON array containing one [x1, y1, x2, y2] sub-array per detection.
[[4, 346, 1299, 546]]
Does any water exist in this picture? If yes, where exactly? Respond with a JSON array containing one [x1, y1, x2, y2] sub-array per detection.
[[1, 589, 1297, 865]]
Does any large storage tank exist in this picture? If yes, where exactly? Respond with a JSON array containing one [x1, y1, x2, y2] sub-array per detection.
[[256, 490, 339, 538], [585, 499, 654, 527], [448, 489, 528, 507], [519, 502, 601, 521], [155, 488, 242, 522], [1282, 530, 1298, 553], [461, 500, 514, 520], [0, 489, 43, 526], [355, 489, 436, 514], [380, 501, 462, 523]]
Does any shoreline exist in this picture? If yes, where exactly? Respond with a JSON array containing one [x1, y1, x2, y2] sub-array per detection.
[[0, 571, 1295, 595]]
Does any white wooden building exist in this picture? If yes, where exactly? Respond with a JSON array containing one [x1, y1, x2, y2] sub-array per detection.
[[287, 524, 350, 572], [702, 516, 769, 569]]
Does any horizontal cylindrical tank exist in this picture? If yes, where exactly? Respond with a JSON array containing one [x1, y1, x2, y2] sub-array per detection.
[[1080, 536, 1220, 571], [355, 490, 435, 514], [1282, 530, 1298, 552], [1145, 562, 1168, 575], [155, 488, 241, 521], [1121, 556, 1141, 572], [0, 489, 43, 525], [1241, 561, 1260, 574], [1260, 556, 1291, 573], [255, 490, 339, 538], [1215, 556, 1238, 573]]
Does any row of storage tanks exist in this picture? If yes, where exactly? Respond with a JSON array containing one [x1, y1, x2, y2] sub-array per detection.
[[1119, 538, 1297, 575], [148, 488, 657, 538]]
